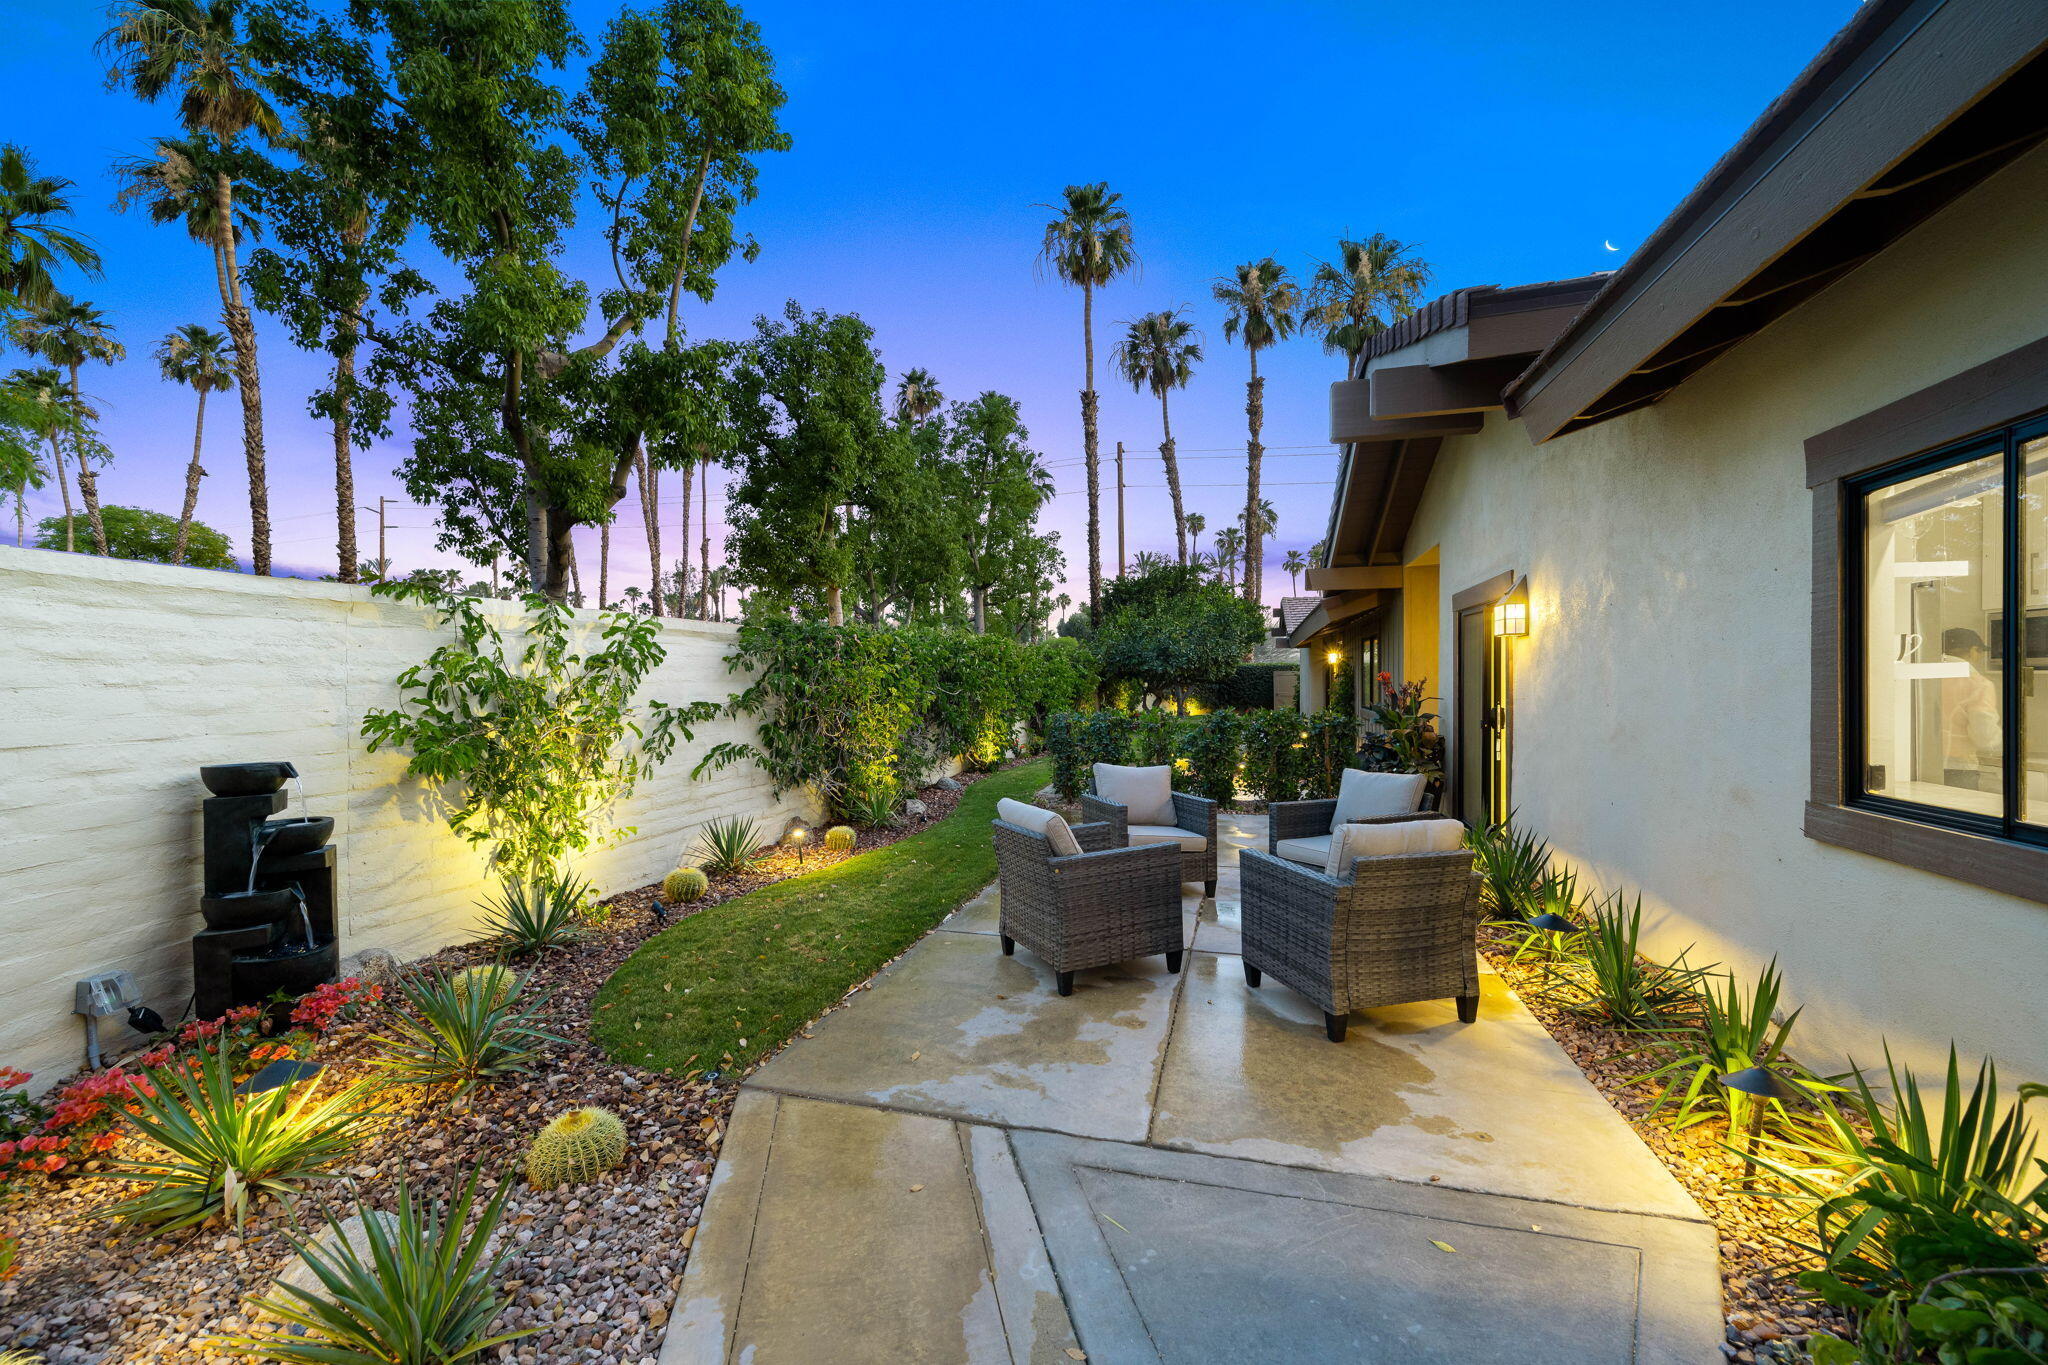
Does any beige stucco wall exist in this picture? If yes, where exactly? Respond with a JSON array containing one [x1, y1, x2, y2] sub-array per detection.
[[1403, 142, 2048, 1087], [0, 547, 822, 1091]]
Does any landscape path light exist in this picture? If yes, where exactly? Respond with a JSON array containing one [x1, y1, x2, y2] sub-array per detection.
[[1720, 1064, 1808, 1192]]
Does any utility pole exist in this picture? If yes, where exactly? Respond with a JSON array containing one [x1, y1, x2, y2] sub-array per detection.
[[359, 497, 390, 577], [1115, 440, 1126, 575]]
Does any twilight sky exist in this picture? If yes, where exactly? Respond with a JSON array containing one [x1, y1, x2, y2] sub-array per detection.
[[3, 0, 1858, 610]]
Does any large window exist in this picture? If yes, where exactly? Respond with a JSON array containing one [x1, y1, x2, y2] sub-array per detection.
[[1851, 418, 2048, 837]]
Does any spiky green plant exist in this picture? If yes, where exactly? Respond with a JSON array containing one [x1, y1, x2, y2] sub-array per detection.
[[1636, 960, 1831, 1130], [524, 1107, 627, 1189], [662, 866, 709, 903], [694, 815, 764, 876], [214, 1172, 531, 1363], [1547, 890, 1710, 1028], [823, 824, 856, 852], [369, 970, 562, 1098], [843, 784, 898, 828], [91, 1049, 371, 1231], [1491, 865, 1587, 965], [475, 875, 589, 955], [1467, 818, 1550, 921], [448, 965, 519, 1011]]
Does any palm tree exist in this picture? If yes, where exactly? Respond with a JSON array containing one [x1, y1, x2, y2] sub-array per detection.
[[155, 322, 233, 565], [895, 367, 943, 424], [1037, 182, 1136, 624], [11, 300, 124, 555], [4, 367, 74, 546], [0, 373, 57, 546], [0, 146, 102, 314], [1282, 547, 1308, 594], [1185, 511, 1206, 561], [1113, 308, 1201, 564], [103, 0, 283, 574], [1213, 258, 1298, 605], [1304, 233, 1430, 378], [1212, 525, 1244, 588], [1131, 549, 1168, 575]]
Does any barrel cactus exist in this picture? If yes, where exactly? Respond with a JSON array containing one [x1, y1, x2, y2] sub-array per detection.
[[525, 1107, 628, 1189], [823, 825, 856, 853], [662, 866, 709, 904], [450, 964, 518, 1010]]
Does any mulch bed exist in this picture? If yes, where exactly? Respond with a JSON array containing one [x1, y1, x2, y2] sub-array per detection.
[[1477, 928, 1851, 1364], [0, 773, 976, 1365]]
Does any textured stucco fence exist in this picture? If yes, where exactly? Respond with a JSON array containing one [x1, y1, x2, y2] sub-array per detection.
[[0, 545, 820, 1091]]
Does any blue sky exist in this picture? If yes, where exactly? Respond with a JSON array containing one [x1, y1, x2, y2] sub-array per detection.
[[2, 0, 1859, 606]]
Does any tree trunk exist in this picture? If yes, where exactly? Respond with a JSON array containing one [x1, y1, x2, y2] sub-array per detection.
[[541, 506, 574, 602], [333, 337, 360, 583], [599, 520, 610, 608], [1243, 350, 1264, 606], [1159, 392, 1187, 564], [637, 441, 661, 617], [678, 460, 693, 618], [568, 533, 583, 607], [173, 385, 209, 566], [698, 465, 711, 619], [826, 581, 844, 627], [49, 434, 74, 552], [217, 170, 270, 576], [15, 479, 25, 546], [1082, 280, 1102, 625], [971, 583, 988, 634], [67, 362, 109, 556]]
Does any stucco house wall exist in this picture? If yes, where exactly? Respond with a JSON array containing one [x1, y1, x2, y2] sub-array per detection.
[[0, 547, 822, 1092], [1402, 141, 2048, 1086]]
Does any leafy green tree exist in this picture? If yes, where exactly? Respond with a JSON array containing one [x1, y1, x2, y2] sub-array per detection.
[[1037, 182, 1135, 625], [1304, 233, 1429, 378], [727, 303, 886, 625], [1, 366, 82, 549], [154, 323, 234, 566], [1113, 307, 1201, 564], [0, 146, 102, 317], [1094, 565, 1264, 714], [36, 504, 234, 570], [942, 391, 1058, 634], [1212, 258, 1297, 604], [103, 0, 284, 574], [10, 300, 124, 555], [849, 399, 956, 625], [0, 380, 52, 546]]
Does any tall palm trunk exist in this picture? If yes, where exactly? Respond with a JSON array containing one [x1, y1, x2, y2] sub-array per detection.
[[49, 434, 74, 551], [214, 171, 270, 575], [1158, 391, 1187, 564], [1082, 280, 1102, 624], [332, 339, 360, 582], [637, 442, 661, 616], [1243, 349, 1264, 605], [66, 362, 109, 556], [173, 384, 210, 565]]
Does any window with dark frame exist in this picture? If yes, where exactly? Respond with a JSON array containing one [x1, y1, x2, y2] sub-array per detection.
[[1846, 416, 2048, 844]]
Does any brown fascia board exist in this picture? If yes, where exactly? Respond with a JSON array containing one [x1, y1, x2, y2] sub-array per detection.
[[1330, 381, 1483, 442], [1365, 278, 1606, 419], [1504, 0, 2048, 443], [1369, 356, 1532, 419]]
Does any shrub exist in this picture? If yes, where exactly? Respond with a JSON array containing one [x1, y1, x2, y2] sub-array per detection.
[[1637, 960, 1820, 1131], [449, 965, 519, 1011], [1092, 565, 1264, 709], [694, 815, 764, 876], [1299, 709, 1357, 798], [1192, 662, 1295, 712], [844, 785, 899, 829], [218, 1172, 531, 1363], [369, 971, 560, 1098], [1178, 710, 1242, 807], [524, 1107, 627, 1189], [662, 867, 709, 903], [92, 1049, 369, 1230], [823, 824, 856, 852], [1238, 709, 1307, 803], [1467, 819, 1550, 921], [1078, 709, 1133, 779], [1547, 891, 1711, 1028], [476, 875, 588, 955], [1046, 711, 1089, 801], [1128, 709, 1186, 767]]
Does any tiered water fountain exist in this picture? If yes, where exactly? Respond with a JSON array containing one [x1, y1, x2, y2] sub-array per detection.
[[193, 762, 339, 1021]]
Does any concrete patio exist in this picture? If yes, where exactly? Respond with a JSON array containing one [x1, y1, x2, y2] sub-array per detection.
[[660, 813, 1721, 1363]]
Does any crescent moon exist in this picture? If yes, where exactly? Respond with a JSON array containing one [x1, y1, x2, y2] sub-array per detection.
[[1602, 239, 1619, 252]]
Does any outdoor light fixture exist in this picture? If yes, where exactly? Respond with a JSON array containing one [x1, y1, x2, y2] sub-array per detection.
[[1528, 913, 1578, 992], [74, 970, 143, 1069], [235, 1058, 326, 1096], [783, 823, 810, 865], [1721, 1064, 1807, 1191], [1492, 599, 1528, 637], [1325, 649, 1342, 666]]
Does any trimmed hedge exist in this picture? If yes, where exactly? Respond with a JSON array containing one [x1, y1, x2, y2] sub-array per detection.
[[1192, 661, 1297, 712], [1046, 706, 1360, 805]]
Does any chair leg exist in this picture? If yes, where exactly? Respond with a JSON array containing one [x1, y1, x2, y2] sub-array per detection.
[[1456, 993, 1479, 1023], [1165, 950, 1183, 974], [1000, 934, 1015, 956], [1056, 971, 1075, 997], [1324, 1011, 1348, 1043], [1204, 879, 1216, 898], [1243, 962, 1262, 987]]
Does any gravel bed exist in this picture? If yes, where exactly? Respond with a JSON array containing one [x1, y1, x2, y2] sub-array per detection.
[[0, 774, 974, 1364], [1477, 929, 1849, 1364]]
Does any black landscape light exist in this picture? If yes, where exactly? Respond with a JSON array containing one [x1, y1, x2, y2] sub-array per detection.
[[1721, 1065, 1807, 1191], [235, 1058, 326, 1096]]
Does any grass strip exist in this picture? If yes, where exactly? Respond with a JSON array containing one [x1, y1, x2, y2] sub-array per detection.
[[591, 759, 1050, 1076]]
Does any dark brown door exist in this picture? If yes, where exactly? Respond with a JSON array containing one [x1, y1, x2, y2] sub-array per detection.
[[1455, 605, 1512, 827]]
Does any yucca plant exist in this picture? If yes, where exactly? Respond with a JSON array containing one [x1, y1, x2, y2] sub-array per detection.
[[369, 970, 562, 1098], [1637, 960, 1829, 1129], [475, 874, 589, 955], [213, 1172, 532, 1363], [1546, 890, 1710, 1029], [1493, 864, 1588, 965], [92, 1049, 371, 1231], [694, 814, 764, 876], [1468, 818, 1550, 921], [842, 784, 899, 829]]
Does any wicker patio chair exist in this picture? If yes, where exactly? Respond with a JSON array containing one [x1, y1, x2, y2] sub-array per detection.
[[1239, 829, 1482, 1042], [1080, 786, 1219, 897], [991, 814, 1185, 997], [1268, 769, 1429, 868]]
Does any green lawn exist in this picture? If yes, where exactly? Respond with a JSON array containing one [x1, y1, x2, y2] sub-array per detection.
[[591, 759, 1050, 1075]]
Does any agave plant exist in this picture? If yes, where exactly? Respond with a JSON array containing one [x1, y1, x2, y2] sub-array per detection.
[[213, 1172, 532, 1363], [1546, 890, 1710, 1029], [475, 875, 589, 955], [369, 970, 562, 1098], [1491, 865, 1587, 966], [693, 814, 764, 876], [1467, 818, 1550, 921], [92, 1048, 371, 1231], [841, 784, 899, 829], [1636, 960, 1830, 1129]]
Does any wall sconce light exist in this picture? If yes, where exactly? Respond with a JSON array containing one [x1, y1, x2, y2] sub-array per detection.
[[1324, 648, 1342, 666], [1492, 577, 1530, 638]]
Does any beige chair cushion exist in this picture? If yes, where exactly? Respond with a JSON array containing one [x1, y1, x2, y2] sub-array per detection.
[[1273, 834, 1332, 866], [1328, 768, 1428, 833], [997, 797, 1080, 857], [1127, 824, 1208, 853], [1324, 817, 1466, 876], [1092, 762, 1178, 826]]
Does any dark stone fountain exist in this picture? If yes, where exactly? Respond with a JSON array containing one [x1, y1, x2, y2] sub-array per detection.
[[193, 761, 340, 1020]]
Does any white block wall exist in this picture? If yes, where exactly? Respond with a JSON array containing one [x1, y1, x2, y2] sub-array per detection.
[[0, 545, 821, 1092]]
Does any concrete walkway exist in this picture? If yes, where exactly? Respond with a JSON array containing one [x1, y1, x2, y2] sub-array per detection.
[[661, 814, 1721, 1364]]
